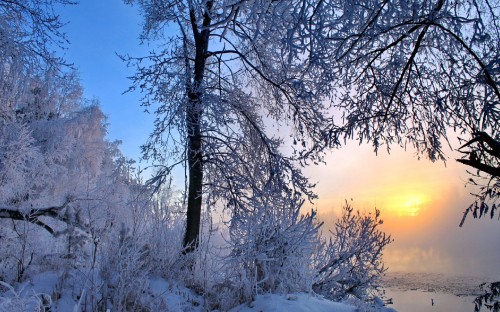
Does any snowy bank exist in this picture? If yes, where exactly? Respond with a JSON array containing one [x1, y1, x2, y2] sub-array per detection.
[[1, 273, 397, 312], [230, 293, 396, 312], [229, 293, 356, 312]]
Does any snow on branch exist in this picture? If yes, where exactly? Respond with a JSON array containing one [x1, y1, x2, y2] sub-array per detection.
[[0, 198, 87, 236]]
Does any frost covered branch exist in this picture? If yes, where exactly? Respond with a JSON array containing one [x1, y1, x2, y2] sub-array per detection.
[[0, 198, 89, 235]]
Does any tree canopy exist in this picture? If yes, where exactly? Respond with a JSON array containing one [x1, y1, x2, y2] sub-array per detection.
[[310, 0, 499, 211]]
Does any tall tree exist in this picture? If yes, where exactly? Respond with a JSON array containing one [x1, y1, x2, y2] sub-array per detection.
[[125, 0, 336, 250], [127, 0, 499, 251]]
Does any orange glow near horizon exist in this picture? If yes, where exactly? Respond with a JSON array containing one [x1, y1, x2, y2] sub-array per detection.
[[309, 141, 500, 277], [386, 193, 429, 217], [311, 144, 454, 266]]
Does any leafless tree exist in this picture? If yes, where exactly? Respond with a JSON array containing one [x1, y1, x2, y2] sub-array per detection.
[[124, 0, 336, 251]]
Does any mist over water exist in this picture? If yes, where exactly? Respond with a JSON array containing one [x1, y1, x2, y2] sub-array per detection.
[[312, 143, 499, 278], [382, 193, 500, 279], [318, 205, 499, 279], [310, 142, 499, 310], [317, 194, 499, 311]]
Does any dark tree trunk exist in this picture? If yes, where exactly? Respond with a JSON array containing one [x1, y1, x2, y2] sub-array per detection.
[[183, 100, 203, 251], [183, 2, 213, 252]]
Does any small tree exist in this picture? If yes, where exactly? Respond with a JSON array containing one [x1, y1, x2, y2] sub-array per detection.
[[314, 202, 392, 301]]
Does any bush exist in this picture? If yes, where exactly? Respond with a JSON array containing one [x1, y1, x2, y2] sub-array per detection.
[[314, 201, 392, 301], [0, 281, 51, 312], [219, 191, 321, 308]]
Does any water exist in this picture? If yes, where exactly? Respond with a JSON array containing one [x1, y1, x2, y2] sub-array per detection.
[[382, 272, 493, 312]]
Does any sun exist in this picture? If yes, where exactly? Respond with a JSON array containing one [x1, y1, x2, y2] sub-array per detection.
[[399, 195, 425, 217], [387, 193, 429, 217]]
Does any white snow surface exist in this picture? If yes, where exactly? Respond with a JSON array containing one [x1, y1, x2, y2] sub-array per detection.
[[1, 273, 396, 311], [230, 293, 356, 312]]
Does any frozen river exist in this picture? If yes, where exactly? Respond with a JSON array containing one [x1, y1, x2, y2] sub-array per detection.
[[382, 272, 494, 312]]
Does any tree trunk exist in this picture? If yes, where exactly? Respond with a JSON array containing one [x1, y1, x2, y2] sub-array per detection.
[[183, 101, 203, 252], [182, 2, 212, 252]]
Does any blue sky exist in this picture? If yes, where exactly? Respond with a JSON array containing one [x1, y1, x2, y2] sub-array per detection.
[[58, 0, 153, 162]]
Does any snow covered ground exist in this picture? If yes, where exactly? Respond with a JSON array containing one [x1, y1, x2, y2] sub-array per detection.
[[230, 293, 361, 312], [6, 266, 493, 311], [3, 270, 495, 311], [0, 271, 397, 312], [229, 293, 398, 312]]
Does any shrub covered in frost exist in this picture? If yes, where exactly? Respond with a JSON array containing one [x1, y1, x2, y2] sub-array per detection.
[[314, 201, 392, 301], [0, 281, 51, 312], [221, 190, 321, 307]]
